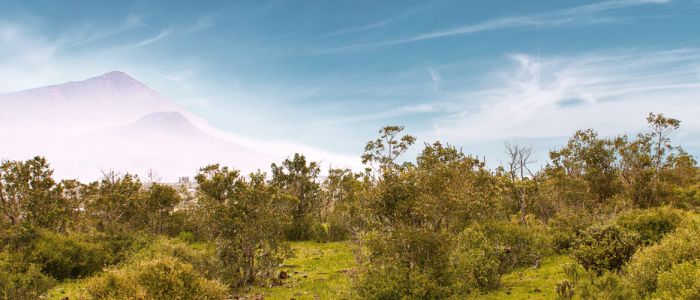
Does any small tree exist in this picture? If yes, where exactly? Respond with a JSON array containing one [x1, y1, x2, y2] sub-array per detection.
[[271, 154, 321, 240]]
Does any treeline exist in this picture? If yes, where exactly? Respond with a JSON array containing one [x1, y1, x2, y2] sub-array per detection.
[[1, 113, 699, 299]]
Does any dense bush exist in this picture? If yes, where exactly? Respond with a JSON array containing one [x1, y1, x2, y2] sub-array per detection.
[[624, 219, 700, 296], [549, 210, 597, 251], [353, 228, 453, 299], [0, 251, 55, 299], [29, 230, 110, 280], [85, 256, 228, 299], [572, 225, 640, 274], [615, 206, 683, 245], [449, 227, 501, 293], [653, 260, 700, 300], [482, 219, 553, 273]]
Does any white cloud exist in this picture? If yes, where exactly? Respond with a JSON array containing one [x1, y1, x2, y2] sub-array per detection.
[[319, 0, 671, 53], [427, 66, 442, 91], [434, 48, 700, 142]]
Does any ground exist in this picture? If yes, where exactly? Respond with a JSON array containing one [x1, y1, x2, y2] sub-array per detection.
[[242, 241, 355, 300], [44, 241, 571, 299]]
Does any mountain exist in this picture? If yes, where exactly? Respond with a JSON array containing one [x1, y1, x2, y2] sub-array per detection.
[[0, 71, 357, 181], [0, 71, 178, 135]]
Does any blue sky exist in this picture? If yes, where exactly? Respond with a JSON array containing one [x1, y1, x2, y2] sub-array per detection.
[[2, 0, 700, 166]]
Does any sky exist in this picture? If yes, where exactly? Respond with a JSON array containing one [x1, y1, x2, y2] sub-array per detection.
[[2, 0, 700, 167]]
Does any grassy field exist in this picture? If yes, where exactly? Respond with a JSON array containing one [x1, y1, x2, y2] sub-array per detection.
[[45, 241, 572, 299], [243, 241, 356, 300], [475, 255, 572, 299]]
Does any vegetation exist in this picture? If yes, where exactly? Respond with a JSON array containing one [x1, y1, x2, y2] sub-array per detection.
[[1, 112, 699, 299]]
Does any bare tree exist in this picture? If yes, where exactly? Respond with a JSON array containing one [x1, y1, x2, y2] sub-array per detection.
[[505, 142, 536, 225]]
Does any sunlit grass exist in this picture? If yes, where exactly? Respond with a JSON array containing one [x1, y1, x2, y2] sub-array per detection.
[[244, 241, 356, 300]]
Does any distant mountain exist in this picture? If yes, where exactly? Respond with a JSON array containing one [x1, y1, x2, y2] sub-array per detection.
[[0, 71, 358, 181], [0, 71, 178, 135]]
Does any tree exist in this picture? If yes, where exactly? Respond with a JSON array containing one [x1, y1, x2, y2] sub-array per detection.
[[0, 157, 67, 230], [271, 153, 321, 240], [362, 126, 416, 176], [549, 129, 619, 208], [143, 183, 180, 235], [505, 143, 536, 224], [82, 171, 143, 233], [194, 165, 289, 286]]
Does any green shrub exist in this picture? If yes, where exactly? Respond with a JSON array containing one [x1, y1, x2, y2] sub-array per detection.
[[615, 206, 683, 245], [625, 219, 700, 296], [85, 256, 228, 299], [449, 227, 501, 293], [30, 230, 110, 280], [572, 225, 639, 274], [653, 260, 700, 300], [0, 251, 55, 299], [482, 219, 553, 273], [548, 210, 598, 252], [353, 228, 453, 299]]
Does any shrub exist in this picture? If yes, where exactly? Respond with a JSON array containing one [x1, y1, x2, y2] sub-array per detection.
[[615, 206, 683, 245], [572, 225, 639, 274], [653, 260, 700, 300], [85, 256, 228, 299], [0, 251, 55, 299], [482, 219, 553, 273], [449, 227, 501, 293], [29, 230, 110, 280], [549, 210, 595, 252], [624, 219, 700, 296], [353, 228, 453, 299]]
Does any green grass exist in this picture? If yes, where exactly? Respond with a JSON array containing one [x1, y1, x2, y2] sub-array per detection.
[[244, 241, 356, 300], [45, 280, 88, 300], [475, 255, 573, 299], [45, 241, 574, 300]]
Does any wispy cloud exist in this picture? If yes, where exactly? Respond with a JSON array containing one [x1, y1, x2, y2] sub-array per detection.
[[318, 3, 431, 38], [124, 29, 172, 49], [59, 14, 146, 49], [427, 66, 442, 91], [319, 0, 671, 53], [433, 48, 700, 142]]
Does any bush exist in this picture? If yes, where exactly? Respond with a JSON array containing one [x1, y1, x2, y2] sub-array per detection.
[[549, 210, 596, 252], [353, 228, 453, 299], [85, 256, 228, 299], [482, 219, 553, 273], [624, 219, 700, 296], [653, 260, 700, 300], [572, 225, 639, 274], [449, 227, 501, 293], [30, 230, 110, 280], [615, 206, 683, 245], [0, 251, 55, 299]]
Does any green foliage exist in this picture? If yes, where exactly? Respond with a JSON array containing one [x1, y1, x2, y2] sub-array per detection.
[[615, 206, 683, 245], [195, 166, 290, 287], [572, 225, 639, 274], [449, 227, 502, 293], [0, 250, 56, 299], [624, 219, 700, 296], [482, 219, 553, 273], [354, 228, 453, 299], [0, 157, 68, 230], [85, 255, 228, 299], [29, 230, 110, 280], [653, 260, 700, 300], [271, 153, 322, 241], [548, 210, 597, 251]]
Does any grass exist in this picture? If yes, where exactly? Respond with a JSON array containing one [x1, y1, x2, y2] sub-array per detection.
[[44, 241, 574, 300], [243, 241, 356, 300], [475, 255, 573, 300], [44, 280, 88, 300]]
